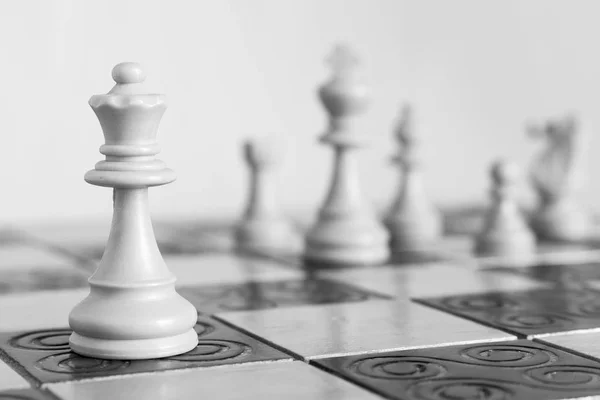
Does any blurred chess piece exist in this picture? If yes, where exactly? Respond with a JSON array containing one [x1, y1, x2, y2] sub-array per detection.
[[384, 105, 441, 253], [304, 45, 389, 267], [528, 115, 591, 242], [475, 160, 536, 261], [235, 136, 299, 253]]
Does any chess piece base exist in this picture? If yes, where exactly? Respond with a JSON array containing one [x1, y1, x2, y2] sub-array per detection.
[[474, 229, 536, 260], [69, 329, 198, 360], [385, 214, 442, 252], [304, 215, 389, 266], [531, 199, 591, 242]]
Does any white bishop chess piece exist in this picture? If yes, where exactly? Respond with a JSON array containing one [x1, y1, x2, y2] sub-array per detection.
[[384, 105, 441, 253], [68, 62, 198, 360], [303, 45, 389, 267], [528, 115, 591, 242], [474, 160, 536, 262], [234, 137, 298, 253]]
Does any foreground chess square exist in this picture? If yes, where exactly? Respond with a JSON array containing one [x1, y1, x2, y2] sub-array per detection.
[[47, 362, 380, 400], [218, 299, 515, 359], [314, 339, 600, 400]]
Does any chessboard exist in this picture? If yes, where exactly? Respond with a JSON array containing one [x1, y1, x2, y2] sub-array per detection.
[[4, 207, 600, 400]]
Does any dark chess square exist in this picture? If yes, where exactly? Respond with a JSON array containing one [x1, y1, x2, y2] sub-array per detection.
[[313, 339, 600, 400]]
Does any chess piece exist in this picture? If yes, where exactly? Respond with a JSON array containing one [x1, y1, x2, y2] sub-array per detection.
[[234, 137, 298, 252], [528, 115, 591, 242], [304, 45, 389, 266], [384, 105, 441, 252], [474, 160, 536, 259], [68, 63, 198, 360]]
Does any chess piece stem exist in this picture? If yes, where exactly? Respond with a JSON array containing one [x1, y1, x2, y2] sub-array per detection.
[[321, 147, 362, 216]]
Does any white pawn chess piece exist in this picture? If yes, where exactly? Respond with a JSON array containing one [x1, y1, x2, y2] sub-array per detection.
[[304, 45, 389, 267], [234, 137, 299, 252], [474, 160, 536, 260], [528, 116, 591, 242], [69, 62, 198, 360], [384, 105, 441, 252]]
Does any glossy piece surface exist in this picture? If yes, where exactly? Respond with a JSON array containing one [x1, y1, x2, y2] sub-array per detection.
[[219, 299, 515, 359], [69, 62, 197, 359]]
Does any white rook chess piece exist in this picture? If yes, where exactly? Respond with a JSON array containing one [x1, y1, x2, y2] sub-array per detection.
[[475, 160, 536, 260], [304, 45, 389, 267], [528, 115, 591, 242], [69, 62, 198, 360], [384, 105, 441, 252], [234, 137, 298, 252]]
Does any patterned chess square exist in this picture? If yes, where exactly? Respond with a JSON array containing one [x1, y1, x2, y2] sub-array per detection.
[[313, 339, 600, 400], [416, 288, 600, 338], [178, 278, 392, 314], [0, 315, 292, 385]]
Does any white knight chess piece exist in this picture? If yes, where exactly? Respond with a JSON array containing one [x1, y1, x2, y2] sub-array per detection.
[[528, 115, 591, 242]]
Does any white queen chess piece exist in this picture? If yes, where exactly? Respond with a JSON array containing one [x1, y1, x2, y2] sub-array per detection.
[[68, 63, 198, 360], [303, 45, 389, 266], [528, 115, 591, 242], [384, 105, 441, 253]]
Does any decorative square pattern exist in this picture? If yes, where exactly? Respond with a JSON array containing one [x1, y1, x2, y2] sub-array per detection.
[[417, 288, 600, 338], [0, 315, 292, 384], [179, 278, 391, 314], [314, 339, 600, 400]]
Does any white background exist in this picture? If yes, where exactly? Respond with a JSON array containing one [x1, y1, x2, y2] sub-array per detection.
[[1, 0, 598, 224]]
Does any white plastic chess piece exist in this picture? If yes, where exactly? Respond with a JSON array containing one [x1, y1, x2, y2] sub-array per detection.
[[304, 45, 389, 266], [474, 160, 536, 260], [384, 105, 441, 252], [528, 116, 591, 242], [69, 62, 198, 360], [234, 137, 298, 252]]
